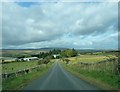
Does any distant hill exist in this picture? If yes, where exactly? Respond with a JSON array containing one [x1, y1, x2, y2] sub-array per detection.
[[76, 49, 119, 53], [38, 47, 69, 51], [2, 47, 69, 51], [2, 47, 118, 52]]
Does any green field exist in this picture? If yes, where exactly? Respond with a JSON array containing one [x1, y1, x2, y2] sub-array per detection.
[[2, 49, 53, 90], [2, 62, 53, 90], [61, 54, 119, 89], [2, 61, 39, 73]]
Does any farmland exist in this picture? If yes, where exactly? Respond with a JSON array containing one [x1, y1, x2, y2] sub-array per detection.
[[61, 52, 119, 89], [68, 55, 109, 63], [1, 49, 119, 90], [1, 49, 59, 74], [2, 59, 55, 74], [1, 49, 49, 58], [1, 49, 53, 90], [67, 51, 117, 63], [2, 61, 38, 73]]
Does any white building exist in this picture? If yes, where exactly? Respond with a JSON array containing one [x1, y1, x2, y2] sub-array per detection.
[[53, 54, 60, 58], [19, 57, 38, 61]]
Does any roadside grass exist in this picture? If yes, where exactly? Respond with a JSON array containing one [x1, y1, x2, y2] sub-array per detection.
[[2, 62, 53, 90], [60, 55, 119, 90], [2, 61, 38, 73]]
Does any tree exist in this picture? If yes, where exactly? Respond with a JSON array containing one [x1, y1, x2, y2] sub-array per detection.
[[52, 49, 61, 54], [61, 49, 68, 57], [69, 48, 78, 57], [61, 49, 78, 58]]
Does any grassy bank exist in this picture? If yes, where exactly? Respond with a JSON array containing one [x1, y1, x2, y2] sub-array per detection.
[[2, 62, 53, 90], [60, 57, 119, 90]]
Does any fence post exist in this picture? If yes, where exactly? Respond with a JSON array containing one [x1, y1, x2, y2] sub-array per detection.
[[92, 64, 94, 71], [15, 72, 17, 77], [5, 73, 8, 79], [24, 69, 26, 75], [29, 68, 31, 73]]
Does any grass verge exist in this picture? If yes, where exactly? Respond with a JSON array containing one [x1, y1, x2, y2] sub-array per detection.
[[60, 61, 120, 90], [2, 62, 53, 90]]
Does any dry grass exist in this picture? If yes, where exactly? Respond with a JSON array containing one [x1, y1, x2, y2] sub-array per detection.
[[68, 55, 117, 63]]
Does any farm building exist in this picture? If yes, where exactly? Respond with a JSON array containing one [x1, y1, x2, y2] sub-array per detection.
[[18, 57, 39, 61], [53, 54, 60, 58]]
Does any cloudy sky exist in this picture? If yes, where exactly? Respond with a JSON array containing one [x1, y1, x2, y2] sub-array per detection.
[[2, 1, 118, 50]]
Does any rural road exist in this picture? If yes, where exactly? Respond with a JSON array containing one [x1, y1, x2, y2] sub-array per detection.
[[23, 60, 100, 90]]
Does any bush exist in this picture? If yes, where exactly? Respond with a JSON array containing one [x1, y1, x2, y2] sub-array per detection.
[[38, 60, 43, 65], [38, 58, 50, 65]]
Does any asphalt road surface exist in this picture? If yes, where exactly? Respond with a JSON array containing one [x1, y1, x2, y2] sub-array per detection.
[[23, 60, 100, 90]]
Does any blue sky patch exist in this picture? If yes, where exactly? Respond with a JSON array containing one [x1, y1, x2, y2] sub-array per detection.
[[16, 2, 37, 7]]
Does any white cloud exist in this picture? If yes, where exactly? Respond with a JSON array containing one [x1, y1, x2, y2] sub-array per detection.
[[2, 2, 118, 49]]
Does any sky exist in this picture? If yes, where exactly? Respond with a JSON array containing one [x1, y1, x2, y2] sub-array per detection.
[[1, 1, 118, 50]]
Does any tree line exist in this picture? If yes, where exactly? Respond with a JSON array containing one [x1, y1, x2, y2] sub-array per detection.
[[31, 48, 78, 59]]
